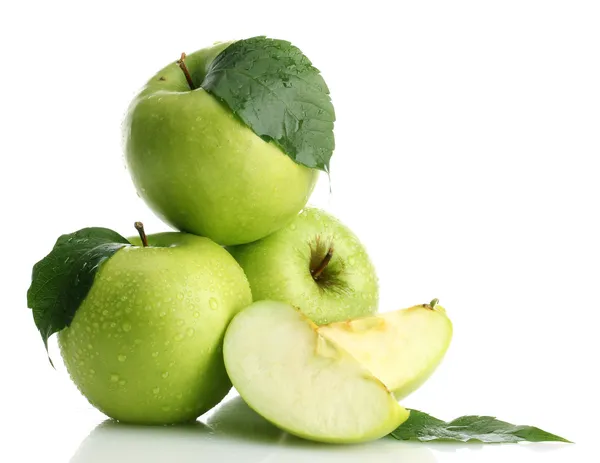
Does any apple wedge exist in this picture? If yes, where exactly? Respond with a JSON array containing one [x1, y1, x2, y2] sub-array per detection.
[[318, 299, 452, 400], [223, 301, 409, 444]]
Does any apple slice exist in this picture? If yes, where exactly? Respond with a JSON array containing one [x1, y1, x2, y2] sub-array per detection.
[[223, 301, 409, 444], [318, 300, 452, 400]]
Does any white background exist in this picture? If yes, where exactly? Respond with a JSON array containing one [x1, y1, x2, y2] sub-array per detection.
[[1, 1, 598, 461]]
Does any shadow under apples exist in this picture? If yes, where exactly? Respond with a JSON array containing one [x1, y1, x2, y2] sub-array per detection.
[[208, 396, 439, 462], [206, 395, 286, 443], [70, 397, 285, 463], [70, 396, 438, 463], [69, 420, 221, 463]]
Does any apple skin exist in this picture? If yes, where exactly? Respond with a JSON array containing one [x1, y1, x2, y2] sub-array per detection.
[[123, 42, 319, 246], [229, 207, 378, 324], [58, 232, 252, 425]]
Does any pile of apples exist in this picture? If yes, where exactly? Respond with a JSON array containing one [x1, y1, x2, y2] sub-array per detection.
[[31, 40, 453, 444]]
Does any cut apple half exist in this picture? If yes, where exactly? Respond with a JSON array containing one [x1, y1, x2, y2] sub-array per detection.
[[223, 301, 410, 444], [318, 299, 453, 400]]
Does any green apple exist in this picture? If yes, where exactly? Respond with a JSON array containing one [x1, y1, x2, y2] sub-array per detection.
[[223, 300, 409, 444], [318, 299, 453, 399], [58, 230, 252, 424], [123, 42, 318, 246], [229, 207, 378, 324]]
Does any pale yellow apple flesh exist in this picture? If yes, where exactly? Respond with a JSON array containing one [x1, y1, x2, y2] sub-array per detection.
[[318, 301, 452, 400]]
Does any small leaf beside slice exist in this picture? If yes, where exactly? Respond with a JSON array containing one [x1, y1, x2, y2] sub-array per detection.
[[202, 36, 335, 172], [390, 409, 571, 443], [27, 227, 130, 354]]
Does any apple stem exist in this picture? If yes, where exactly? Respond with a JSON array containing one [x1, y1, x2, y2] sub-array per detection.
[[134, 222, 149, 247], [311, 246, 334, 280], [177, 53, 196, 90], [429, 298, 439, 309]]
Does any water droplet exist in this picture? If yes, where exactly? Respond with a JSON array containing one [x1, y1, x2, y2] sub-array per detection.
[[102, 310, 109, 316], [87, 344, 93, 350], [175, 393, 183, 399], [186, 328, 195, 337], [177, 319, 184, 327], [152, 351, 159, 358], [110, 374, 120, 382], [174, 333, 184, 342], [118, 354, 127, 362], [89, 369, 96, 375], [348, 256, 356, 266], [153, 387, 160, 394], [119, 379, 126, 386], [122, 322, 131, 332], [134, 339, 142, 345], [177, 293, 184, 300], [162, 371, 169, 379], [162, 406, 171, 412], [159, 311, 166, 318], [209, 298, 219, 310], [193, 311, 200, 318]]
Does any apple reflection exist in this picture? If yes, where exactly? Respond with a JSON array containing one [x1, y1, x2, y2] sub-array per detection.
[[71, 396, 437, 463]]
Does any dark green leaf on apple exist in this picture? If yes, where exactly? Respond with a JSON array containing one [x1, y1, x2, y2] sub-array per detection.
[[27, 227, 130, 361], [390, 409, 571, 443], [202, 36, 335, 172]]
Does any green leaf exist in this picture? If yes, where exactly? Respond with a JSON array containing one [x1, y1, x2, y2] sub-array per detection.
[[27, 227, 130, 360], [390, 409, 571, 443], [202, 36, 335, 172]]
